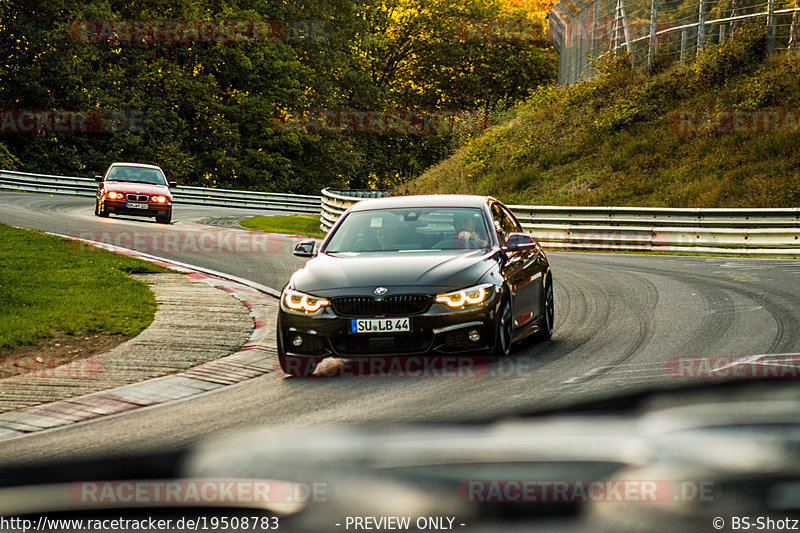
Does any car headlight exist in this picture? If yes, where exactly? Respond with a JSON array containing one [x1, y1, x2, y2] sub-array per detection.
[[155, 195, 167, 203], [107, 191, 125, 199], [283, 288, 330, 312], [435, 283, 494, 307]]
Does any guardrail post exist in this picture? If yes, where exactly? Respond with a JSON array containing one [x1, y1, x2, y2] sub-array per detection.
[[680, 28, 688, 63], [648, 0, 659, 69], [719, 23, 725, 43], [697, 0, 707, 53], [766, 0, 776, 52]]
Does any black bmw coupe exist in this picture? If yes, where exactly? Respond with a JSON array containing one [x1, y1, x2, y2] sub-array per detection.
[[278, 195, 554, 377]]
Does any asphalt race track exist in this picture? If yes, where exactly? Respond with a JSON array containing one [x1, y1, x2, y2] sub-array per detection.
[[2, 190, 800, 466]]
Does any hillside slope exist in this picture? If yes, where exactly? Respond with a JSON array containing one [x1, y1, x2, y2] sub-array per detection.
[[400, 28, 800, 207]]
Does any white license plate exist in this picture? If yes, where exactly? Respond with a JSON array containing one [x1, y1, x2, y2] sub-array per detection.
[[351, 317, 410, 334], [126, 202, 148, 209]]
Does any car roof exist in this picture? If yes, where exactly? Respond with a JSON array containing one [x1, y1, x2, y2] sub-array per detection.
[[109, 162, 163, 171], [348, 194, 497, 212]]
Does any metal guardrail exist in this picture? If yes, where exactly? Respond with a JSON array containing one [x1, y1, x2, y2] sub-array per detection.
[[2, 171, 797, 255], [520, 223, 800, 254], [317, 192, 800, 256], [0, 169, 321, 214], [509, 205, 800, 228], [510, 205, 800, 254]]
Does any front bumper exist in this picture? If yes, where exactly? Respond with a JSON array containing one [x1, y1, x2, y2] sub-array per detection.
[[103, 200, 171, 217], [278, 292, 501, 358]]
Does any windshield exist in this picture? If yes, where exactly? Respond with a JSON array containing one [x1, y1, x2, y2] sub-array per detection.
[[323, 207, 491, 253], [106, 166, 166, 185]]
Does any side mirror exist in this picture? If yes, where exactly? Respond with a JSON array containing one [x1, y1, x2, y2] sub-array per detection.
[[94, 175, 103, 182], [168, 181, 177, 188], [293, 240, 316, 257], [504, 232, 538, 252]]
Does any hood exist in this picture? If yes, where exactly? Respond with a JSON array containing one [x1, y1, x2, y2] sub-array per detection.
[[103, 181, 171, 196], [291, 251, 497, 295]]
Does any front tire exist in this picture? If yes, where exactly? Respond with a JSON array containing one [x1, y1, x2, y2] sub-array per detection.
[[534, 274, 554, 340], [491, 297, 512, 357], [95, 200, 109, 217]]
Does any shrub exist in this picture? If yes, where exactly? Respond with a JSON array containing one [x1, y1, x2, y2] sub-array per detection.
[[593, 100, 640, 132], [690, 23, 767, 86]]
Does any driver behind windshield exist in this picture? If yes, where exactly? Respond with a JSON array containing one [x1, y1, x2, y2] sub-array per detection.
[[451, 211, 488, 248], [107, 168, 130, 181], [376, 216, 401, 250]]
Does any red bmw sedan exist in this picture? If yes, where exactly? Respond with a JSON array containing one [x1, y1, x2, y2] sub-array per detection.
[[94, 162, 176, 224]]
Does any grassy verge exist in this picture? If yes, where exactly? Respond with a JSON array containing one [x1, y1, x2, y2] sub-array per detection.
[[401, 26, 800, 208], [239, 214, 326, 239], [0, 223, 167, 351]]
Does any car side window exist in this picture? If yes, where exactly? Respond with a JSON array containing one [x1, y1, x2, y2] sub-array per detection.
[[501, 205, 522, 233], [491, 203, 515, 245]]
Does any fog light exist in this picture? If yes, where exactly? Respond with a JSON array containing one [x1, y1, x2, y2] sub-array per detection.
[[292, 335, 303, 347], [468, 329, 480, 342]]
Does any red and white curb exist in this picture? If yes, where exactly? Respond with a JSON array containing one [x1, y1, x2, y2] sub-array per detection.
[[0, 236, 281, 441]]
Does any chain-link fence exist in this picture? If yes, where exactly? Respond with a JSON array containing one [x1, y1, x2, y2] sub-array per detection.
[[549, 0, 800, 83]]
